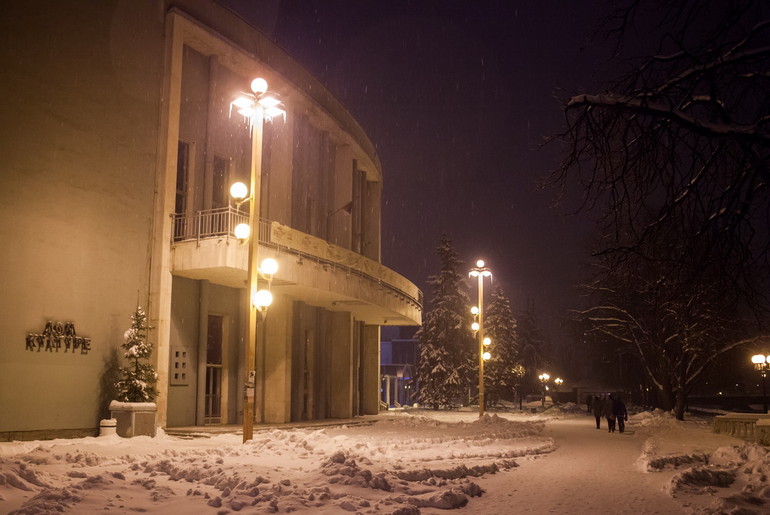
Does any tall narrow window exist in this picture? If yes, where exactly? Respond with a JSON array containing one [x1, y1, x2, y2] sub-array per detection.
[[205, 314, 224, 424], [212, 156, 227, 209], [174, 141, 190, 240], [352, 163, 365, 254], [176, 141, 189, 214]]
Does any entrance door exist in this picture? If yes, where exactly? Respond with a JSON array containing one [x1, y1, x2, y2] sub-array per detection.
[[205, 315, 223, 424]]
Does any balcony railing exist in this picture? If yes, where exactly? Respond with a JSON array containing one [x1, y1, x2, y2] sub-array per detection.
[[171, 207, 423, 311], [171, 207, 269, 244]]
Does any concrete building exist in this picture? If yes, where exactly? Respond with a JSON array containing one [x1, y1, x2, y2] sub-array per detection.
[[0, 0, 422, 440]]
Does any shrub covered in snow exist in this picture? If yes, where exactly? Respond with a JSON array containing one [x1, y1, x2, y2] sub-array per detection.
[[114, 307, 157, 403]]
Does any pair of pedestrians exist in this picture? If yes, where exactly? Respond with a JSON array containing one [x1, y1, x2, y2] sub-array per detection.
[[592, 394, 628, 433]]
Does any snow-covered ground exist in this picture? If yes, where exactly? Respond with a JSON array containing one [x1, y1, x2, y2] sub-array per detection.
[[1, 405, 768, 514]]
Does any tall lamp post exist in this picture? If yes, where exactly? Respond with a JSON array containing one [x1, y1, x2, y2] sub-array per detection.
[[751, 354, 769, 414], [230, 77, 285, 443], [469, 260, 492, 416], [553, 377, 563, 405], [538, 373, 550, 407]]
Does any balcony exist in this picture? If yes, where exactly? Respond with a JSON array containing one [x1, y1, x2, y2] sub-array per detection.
[[170, 208, 422, 326]]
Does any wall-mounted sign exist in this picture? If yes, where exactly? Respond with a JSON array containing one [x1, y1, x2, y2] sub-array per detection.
[[26, 321, 91, 354]]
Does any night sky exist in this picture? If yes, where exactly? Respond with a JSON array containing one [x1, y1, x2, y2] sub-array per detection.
[[220, 0, 620, 344]]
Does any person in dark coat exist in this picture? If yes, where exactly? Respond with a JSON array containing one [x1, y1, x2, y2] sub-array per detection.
[[591, 395, 603, 429], [613, 396, 629, 433], [604, 394, 617, 432]]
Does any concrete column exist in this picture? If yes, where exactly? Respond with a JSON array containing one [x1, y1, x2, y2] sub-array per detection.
[[261, 296, 292, 423], [195, 280, 209, 425], [361, 325, 381, 415], [148, 13, 185, 429], [329, 311, 354, 418], [235, 289, 247, 424]]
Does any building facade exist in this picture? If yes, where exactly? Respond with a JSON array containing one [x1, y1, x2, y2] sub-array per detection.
[[0, 0, 421, 440]]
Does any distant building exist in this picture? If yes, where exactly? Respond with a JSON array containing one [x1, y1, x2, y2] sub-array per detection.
[[380, 327, 418, 408], [0, 0, 421, 440]]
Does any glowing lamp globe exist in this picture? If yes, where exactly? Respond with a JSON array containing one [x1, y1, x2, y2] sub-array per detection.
[[471, 322, 480, 332], [483, 337, 491, 346], [234, 223, 250, 240], [260, 258, 278, 276], [252, 289, 273, 309], [251, 78, 268, 94], [470, 306, 480, 315], [476, 259, 485, 267], [482, 351, 491, 361], [230, 182, 248, 200]]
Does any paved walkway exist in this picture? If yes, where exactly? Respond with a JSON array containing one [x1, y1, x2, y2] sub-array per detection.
[[425, 416, 687, 514]]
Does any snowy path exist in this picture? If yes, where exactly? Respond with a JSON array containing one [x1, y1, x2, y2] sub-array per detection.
[[424, 416, 685, 514], [2, 410, 762, 514]]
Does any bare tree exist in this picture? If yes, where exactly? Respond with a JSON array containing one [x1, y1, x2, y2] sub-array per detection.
[[578, 244, 756, 419], [550, 0, 770, 417], [552, 0, 770, 305]]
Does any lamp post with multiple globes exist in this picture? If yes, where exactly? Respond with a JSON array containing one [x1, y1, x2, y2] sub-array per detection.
[[553, 377, 564, 404], [751, 354, 769, 414], [229, 77, 285, 442], [469, 260, 492, 416], [538, 373, 550, 407]]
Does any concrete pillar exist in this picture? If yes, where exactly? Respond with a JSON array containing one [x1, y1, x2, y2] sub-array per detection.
[[361, 325, 380, 415], [195, 280, 210, 425], [329, 312, 354, 418], [261, 296, 292, 423], [235, 289, 247, 425], [148, 13, 185, 429]]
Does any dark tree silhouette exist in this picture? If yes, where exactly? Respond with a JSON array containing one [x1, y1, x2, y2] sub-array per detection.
[[550, 0, 770, 418], [415, 235, 475, 408]]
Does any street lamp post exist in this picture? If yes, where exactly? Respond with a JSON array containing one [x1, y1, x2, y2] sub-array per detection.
[[538, 373, 550, 408], [751, 354, 769, 414], [469, 260, 492, 417], [553, 377, 563, 405], [230, 77, 285, 443]]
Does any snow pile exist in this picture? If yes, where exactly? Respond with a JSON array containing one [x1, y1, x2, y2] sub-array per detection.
[[626, 411, 770, 513], [665, 442, 770, 514], [0, 414, 553, 514]]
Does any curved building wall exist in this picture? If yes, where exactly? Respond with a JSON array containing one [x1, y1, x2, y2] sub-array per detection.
[[0, 0, 421, 439]]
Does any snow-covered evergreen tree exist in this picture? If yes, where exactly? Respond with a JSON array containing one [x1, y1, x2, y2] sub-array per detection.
[[516, 301, 550, 398], [415, 235, 475, 409], [484, 285, 522, 406], [115, 307, 157, 403]]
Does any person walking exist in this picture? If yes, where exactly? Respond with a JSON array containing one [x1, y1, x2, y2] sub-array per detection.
[[614, 396, 628, 433], [591, 395, 603, 429], [604, 394, 617, 432]]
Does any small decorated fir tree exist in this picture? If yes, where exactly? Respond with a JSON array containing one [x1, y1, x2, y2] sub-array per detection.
[[115, 307, 157, 403]]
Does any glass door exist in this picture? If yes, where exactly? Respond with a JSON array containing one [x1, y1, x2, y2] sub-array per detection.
[[205, 315, 223, 424]]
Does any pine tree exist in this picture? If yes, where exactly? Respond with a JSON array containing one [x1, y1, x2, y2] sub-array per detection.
[[415, 235, 475, 408], [517, 301, 550, 398], [115, 307, 157, 402], [484, 285, 522, 406]]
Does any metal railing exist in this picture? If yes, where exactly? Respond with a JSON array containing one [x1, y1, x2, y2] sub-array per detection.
[[171, 207, 269, 244], [170, 207, 423, 312]]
